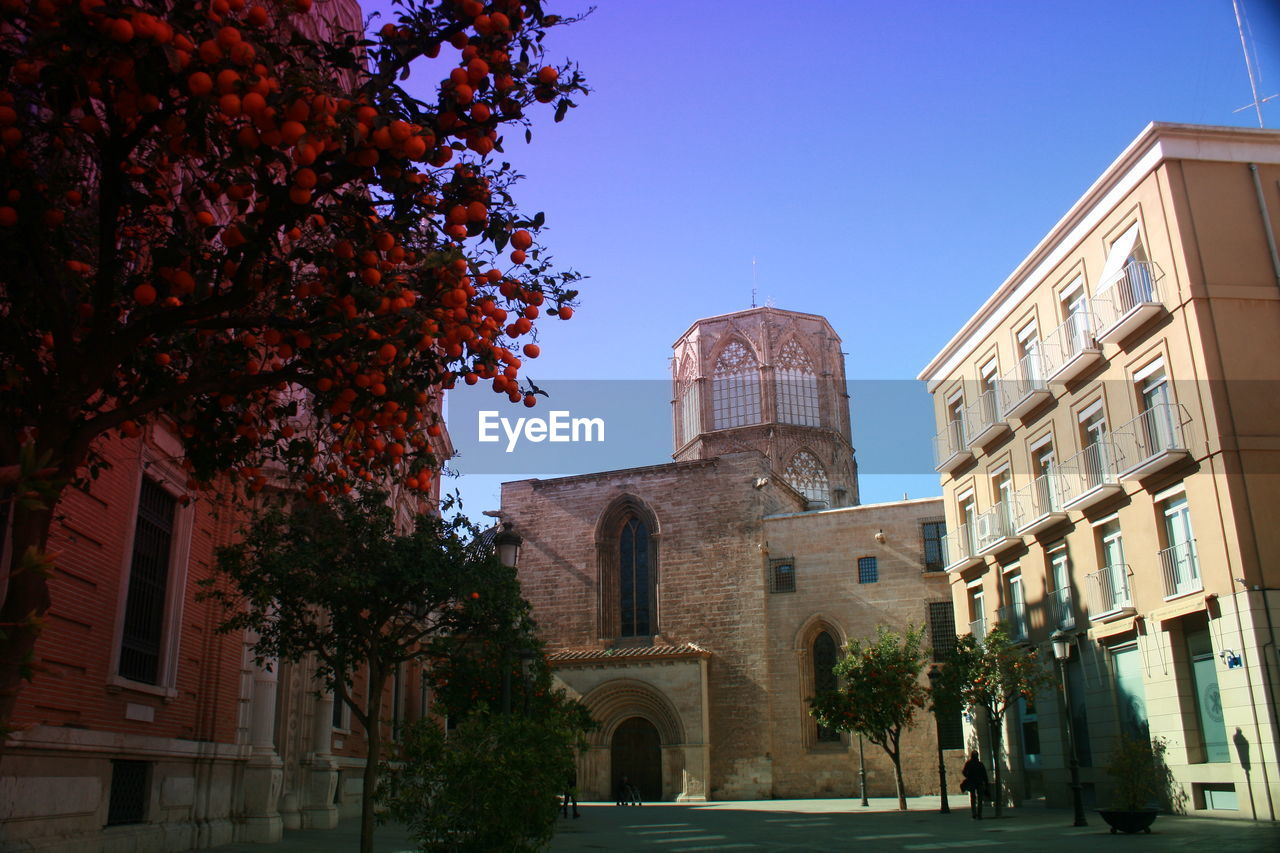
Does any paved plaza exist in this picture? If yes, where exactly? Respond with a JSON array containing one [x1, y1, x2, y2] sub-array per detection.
[[204, 797, 1280, 852]]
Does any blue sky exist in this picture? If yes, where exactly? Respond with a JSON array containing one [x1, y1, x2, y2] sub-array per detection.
[[365, 0, 1280, 516]]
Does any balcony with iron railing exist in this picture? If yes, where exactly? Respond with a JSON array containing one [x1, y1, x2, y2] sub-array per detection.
[[942, 523, 983, 573], [969, 616, 987, 642], [1010, 472, 1068, 536], [1086, 563, 1135, 620], [975, 502, 1020, 556], [1041, 310, 1103, 384], [997, 603, 1028, 642], [1159, 539, 1201, 599], [1111, 402, 1192, 481], [1047, 585, 1076, 631], [965, 388, 1010, 449], [1000, 351, 1052, 421], [1059, 439, 1124, 511], [933, 417, 975, 474], [1093, 261, 1165, 344]]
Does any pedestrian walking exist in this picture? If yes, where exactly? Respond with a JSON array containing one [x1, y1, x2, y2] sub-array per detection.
[[616, 775, 632, 806], [562, 766, 580, 818], [960, 750, 989, 819]]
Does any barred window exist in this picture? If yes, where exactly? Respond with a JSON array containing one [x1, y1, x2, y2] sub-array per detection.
[[676, 355, 700, 446], [928, 600, 957, 661], [937, 705, 965, 750], [119, 478, 176, 684], [785, 450, 829, 506], [922, 520, 946, 571], [857, 556, 878, 584], [769, 558, 795, 593], [775, 339, 820, 426], [106, 760, 149, 826], [711, 340, 761, 429]]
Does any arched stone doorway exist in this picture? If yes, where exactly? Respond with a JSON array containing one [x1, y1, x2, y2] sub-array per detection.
[[611, 716, 662, 802]]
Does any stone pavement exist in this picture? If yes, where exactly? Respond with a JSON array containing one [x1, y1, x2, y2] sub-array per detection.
[[204, 797, 1280, 852]]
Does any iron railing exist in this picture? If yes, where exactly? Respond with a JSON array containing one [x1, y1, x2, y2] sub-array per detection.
[[933, 417, 969, 470], [1086, 563, 1134, 615], [1159, 539, 1201, 598], [1111, 402, 1189, 474], [1058, 439, 1119, 504], [1041, 310, 1100, 379], [1093, 261, 1164, 333]]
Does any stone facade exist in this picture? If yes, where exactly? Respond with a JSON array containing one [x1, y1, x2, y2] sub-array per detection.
[[501, 307, 954, 802]]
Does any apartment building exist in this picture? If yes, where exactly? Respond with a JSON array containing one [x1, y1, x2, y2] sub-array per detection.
[[919, 123, 1280, 820]]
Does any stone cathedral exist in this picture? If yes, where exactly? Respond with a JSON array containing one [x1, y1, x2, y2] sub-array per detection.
[[499, 306, 957, 802]]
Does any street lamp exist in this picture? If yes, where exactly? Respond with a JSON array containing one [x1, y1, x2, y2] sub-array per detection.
[[494, 521, 523, 568], [926, 666, 951, 814], [1050, 628, 1088, 827], [858, 734, 869, 807]]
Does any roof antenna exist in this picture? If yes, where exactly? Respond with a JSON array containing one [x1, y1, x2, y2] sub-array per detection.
[[751, 257, 758, 308], [1233, 0, 1276, 128]]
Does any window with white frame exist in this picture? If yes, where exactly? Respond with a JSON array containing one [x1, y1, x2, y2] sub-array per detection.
[[117, 474, 191, 688], [1047, 545, 1074, 629], [711, 339, 761, 429], [1160, 493, 1199, 596], [967, 580, 985, 639], [1016, 322, 1041, 380], [775, 338, 820, 426], [1004, 568, 1027, 640]]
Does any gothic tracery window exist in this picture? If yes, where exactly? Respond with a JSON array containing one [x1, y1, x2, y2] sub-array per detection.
[[813, 630, 840, 742], [676, 355, 699, 447], [785, 450, 830, 506], [775, 339, 820, 426], [711, 339, 761, 429], [620, 516, 651, 637]]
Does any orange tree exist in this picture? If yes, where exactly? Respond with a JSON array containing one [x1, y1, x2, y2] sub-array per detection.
[[0, 0, 586, 728], [809, 625, 928, 810], [932, 623, 1054, 817]]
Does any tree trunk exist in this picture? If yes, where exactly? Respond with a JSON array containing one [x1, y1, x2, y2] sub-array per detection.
[[989, 715, 1003, 818], [360, 667, 385, 853], [0, 500, 57, 738], [888, 731, 907, 811]]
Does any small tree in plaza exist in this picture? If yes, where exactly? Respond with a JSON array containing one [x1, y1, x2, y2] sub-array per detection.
[[933, 623, 1054, 817], [0, 0, 587, 728], [809, 625, 929, 811], [204, 490, 529, 853], [379, 653, 594, 853]]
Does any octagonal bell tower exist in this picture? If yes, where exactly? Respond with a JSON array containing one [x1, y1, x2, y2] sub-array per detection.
[[671, 307, 858, 508]]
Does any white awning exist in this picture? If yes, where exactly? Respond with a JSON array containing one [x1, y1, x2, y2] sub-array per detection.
[[1098, 223, 1140, 288]]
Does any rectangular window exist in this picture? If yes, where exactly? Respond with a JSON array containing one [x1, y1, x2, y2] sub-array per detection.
[[928, 600, 956, 661], [1160, 494, 1199, 597], [119, 478, 176, 684], [922, 520, 946, 571], [106, 760, 149, 826], [769, 558, 796, 594], [857, 556, 878, 584]]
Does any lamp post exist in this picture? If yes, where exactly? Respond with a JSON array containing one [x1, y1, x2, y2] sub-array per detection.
[[1050, 629, 1087, 827], [927, 666, 951, 814], [495, 522, 523, 715], [858, 734, 869, 807]]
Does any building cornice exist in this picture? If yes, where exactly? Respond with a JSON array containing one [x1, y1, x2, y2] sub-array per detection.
[[917, 122, 1280, 388]]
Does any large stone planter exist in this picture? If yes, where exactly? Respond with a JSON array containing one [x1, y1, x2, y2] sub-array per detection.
[[1098, 809, 1158, 834]]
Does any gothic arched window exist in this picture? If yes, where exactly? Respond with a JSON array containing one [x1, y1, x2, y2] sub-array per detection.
[[785, 450, 830, 506], [620, 516, 651, 637], [676, 355, 699, 447], [711, 339, 761, 429], [813, 630, 841, 742], [776, 339, 820, 426]]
